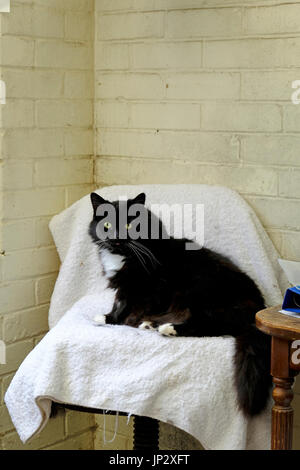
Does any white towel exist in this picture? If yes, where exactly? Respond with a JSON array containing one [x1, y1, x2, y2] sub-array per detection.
[[5, 184, 289, 449]]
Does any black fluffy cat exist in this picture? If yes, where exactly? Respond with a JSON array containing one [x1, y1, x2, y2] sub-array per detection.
[[89, 192, 271, 416]]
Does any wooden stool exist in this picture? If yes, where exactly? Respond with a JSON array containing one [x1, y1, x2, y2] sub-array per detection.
[[256, 306, 300, 450]]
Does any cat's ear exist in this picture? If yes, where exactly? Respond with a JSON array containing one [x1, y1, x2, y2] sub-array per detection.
[[131, 192, 146, 206], [90, 193, 107, 215]]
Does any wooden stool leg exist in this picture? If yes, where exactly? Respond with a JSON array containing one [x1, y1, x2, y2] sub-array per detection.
[[133, 416, 159, 451], [272, 376, 294, 450], [271, 337, 294, 450]]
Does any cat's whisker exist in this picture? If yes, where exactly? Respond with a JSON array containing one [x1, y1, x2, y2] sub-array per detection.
[[95, 240, 105, 246], [129, 240, 161, 267], [95, 241, 107, 251], [133, 241, 160, 264], [128, 244, 148, 272], [133, 245, 157, 269], [128, 242, 151, 264], [135, 247, 159, 268], [129, 247, 149, 274], [136, 247, 156, 268], [128, 243, 151, 275]]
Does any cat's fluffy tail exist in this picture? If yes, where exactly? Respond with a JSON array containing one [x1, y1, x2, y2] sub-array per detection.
[[234, 325, 272, 416]]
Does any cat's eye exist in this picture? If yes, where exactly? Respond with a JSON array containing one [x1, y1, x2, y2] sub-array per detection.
[[125, 223, 132, 230], [104, 222, 112, 229]]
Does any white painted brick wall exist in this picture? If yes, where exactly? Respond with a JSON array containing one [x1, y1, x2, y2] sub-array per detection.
[[130, 103, 201, 130], [4, 69, 64, 100], [201, 103, 282, 132], [96, 73, 164, 100], [166, 8, 242, 38], [204, 37, 300, 69], [0, 0, 95, 451], [97, 129, 240, 162], [36, 100, 93, 128], [94, 0, 300, 267], [94, 0, 300, 449], [1, 0, 300, 452], [95, 43, 130, 70], [97, 12, 164, 40], [131, 42, 203, 69], [244, 4, 300, 35], [35, 40, 93, 70], [283, 104, 300, 132], [165, 72, 240, 100]]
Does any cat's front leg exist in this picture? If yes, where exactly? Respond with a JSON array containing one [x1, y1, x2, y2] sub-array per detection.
[[158, 318, 197, 337], [139, 321, 184, 336], [138, 319, 182, 336], [93, 299, 127, 326], [93, 313, 114, 325], [139, 321, 159, 331], [139, 308, 192, 334]]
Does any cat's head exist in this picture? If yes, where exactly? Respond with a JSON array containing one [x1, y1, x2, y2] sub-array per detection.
[[88, 192, 166, 256]]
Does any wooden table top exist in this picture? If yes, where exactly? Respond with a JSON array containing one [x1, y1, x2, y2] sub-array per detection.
[[256, 305, 300, 341]]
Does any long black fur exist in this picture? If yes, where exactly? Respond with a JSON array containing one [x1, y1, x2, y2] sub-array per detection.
[[89, 192, 272, 416]]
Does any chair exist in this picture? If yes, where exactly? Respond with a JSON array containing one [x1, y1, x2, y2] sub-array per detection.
[[51, 403, 159, 450], [5, 184, 288, 450]]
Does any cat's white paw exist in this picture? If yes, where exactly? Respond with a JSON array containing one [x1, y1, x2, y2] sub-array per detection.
[[93, 314, 106, 325], [139, 321, 156, 331], [158, 323, 177, 337]]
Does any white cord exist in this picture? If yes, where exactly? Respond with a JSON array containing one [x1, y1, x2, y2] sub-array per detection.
[[103, 410, 119, 445]]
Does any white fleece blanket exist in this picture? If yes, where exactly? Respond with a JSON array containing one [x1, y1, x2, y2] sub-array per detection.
[[5, 184, 288, 449]]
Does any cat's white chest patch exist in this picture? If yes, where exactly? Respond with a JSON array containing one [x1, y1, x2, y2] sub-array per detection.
[[100, 249, 125, 278]]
